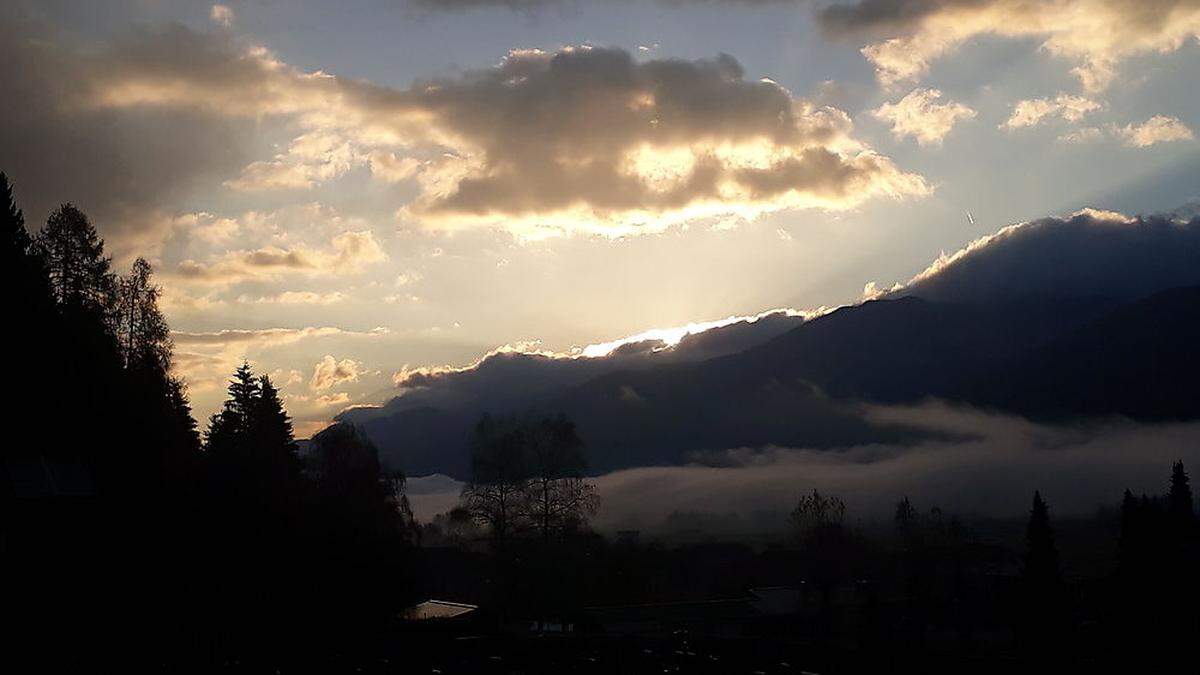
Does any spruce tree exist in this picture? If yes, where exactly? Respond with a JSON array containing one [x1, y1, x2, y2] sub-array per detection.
[[1024, 491, 1061, 586], [1167, 461, 1194, 527], [252, 375, 300, 485], [1, 172, 31, 265], [204, 363, 261, 467]]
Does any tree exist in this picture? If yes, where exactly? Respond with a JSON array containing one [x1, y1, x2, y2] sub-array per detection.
[[895, 496, 918, 541], [0, 172, 50, 310], [461, 414, 534, 550], [116, 257, 171, 374], [252, 375, 301, 486], [1023, 491, 1060, 587], [520, 414, 598, 542], [309, 422, 416, 540], [0, 172, 30, 260], [204, 365, 301, 500], [1, 173, 57, 463], [205, 362, 260, 460], [790, 489, 854, 615], [1167, 460, 1194, 528], [1117, 489, 1141, 577], [35, 203, 116, 323], [791, 489, 846, 541], [460, 413, 599, 549]]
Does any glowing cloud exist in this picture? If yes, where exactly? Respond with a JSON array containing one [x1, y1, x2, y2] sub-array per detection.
[[871, 88, 976, 146], [821, 0, 1200, 92]]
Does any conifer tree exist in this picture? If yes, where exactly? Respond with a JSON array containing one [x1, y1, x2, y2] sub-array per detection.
[[35, 203, 116, 324], [1, 173, 57, 461], [205, 362, 261, 463], [0, 172, 30, 258], [1024, 491, 1061, 586], [252, 375, 300, 484], [1167, 460, 1194, 527]]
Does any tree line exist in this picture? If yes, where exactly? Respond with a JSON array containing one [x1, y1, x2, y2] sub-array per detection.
[[0, 173, 418, 669]]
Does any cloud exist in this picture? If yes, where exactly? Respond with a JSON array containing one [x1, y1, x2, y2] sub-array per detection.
[[70, 26, 926, 236], [1002, 94, 1103, 129], [173, 230, 386, 286], [174, 326, 360, 349], [819, 0, 1200, 91], [210, 4, 235, 27], [403, 401, 1200, 529], [1115, 115, 1195, 147], [369, 151, 423, 183], [351, 309, 810, 429], [870, 88, 976, 146], [593, 403, 1200, 532], [236, 291, 346, 305], [0, 20, 258, 259], [310, 355, 365, 391], [171, 325, 388, 397], [1056, 126, 1106, 144], [391, 47, 928, 234], [316, 392, 353, 409], [224, 131, 360, 191], [900, 207, 1200, 305]]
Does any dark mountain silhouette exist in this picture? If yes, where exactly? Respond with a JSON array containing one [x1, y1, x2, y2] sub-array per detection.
[[347, 210, 1200, 479], [350, 286, 1200, 479], [968, 285, 1200, 419]]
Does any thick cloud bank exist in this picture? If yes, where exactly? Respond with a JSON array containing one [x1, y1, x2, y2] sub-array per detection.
[[407, 403, 1200, 532], [0, 18, 925, 246], [901, 208, 1200, 305], [352, 309, 806, 419]]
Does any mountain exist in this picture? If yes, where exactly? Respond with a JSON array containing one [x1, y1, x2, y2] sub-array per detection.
[[347, 209, 1200, 479], [968, 285, 1200, 419]]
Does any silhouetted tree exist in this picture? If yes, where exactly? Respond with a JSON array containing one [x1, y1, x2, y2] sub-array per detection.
[[35, 203, 116, 324], [461, 414, 534, 550], [0, 172, 56, 465], [1024, 491, 1060, 586], [520, 414, 599, 542], [791, 489, 846, 540], [895, 496, 918, 541], [306, 422, 418, 634], [1167, 460, 1194, 528], [792, 489, 853, 614], [1117, 489, 1140, 577], [1018, 491, 1068, 656], [205, 363, 259, 463], [252, 375, 301, 489], [309, 422, 415, 540], [116, 257, 171, 373], [204, 364, 302, 511], [0, 172, 52, 318]]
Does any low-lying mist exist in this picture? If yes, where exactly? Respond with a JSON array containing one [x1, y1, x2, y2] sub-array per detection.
[[406, 401, 1200, 535]]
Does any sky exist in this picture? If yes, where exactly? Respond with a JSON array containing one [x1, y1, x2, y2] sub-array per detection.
[[3, 0, 1199, 435]]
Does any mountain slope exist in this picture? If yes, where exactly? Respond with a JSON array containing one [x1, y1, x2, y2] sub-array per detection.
[[969, 285, 1200, 419]]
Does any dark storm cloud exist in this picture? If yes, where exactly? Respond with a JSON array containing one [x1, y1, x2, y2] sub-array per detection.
[[901, 209, 1200, 305]]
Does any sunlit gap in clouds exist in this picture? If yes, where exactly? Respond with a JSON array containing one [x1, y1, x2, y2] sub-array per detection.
[[578, 306, 826, 357]]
